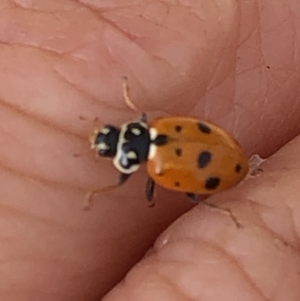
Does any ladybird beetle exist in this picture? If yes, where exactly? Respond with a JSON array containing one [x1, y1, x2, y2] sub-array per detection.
[[88, 79, 249, 207]]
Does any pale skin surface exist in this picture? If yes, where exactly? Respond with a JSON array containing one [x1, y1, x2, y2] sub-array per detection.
[[0, 0, 300, 300]]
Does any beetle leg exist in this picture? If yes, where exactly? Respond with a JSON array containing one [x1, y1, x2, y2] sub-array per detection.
[[186, 192, 200, 202], [122, 76, 147, 124], [122, 76, 139, 111], [145, 177, 155, 207], [84, 173, 131, 210]]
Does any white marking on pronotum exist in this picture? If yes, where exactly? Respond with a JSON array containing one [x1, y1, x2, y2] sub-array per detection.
[[101, 127, 111, 135], [149, 128, 158, 140], [148, 128, 158, 160], [131, 128, 141, 136], [113, 122, 141, 174], [127, 151, 137, 159]]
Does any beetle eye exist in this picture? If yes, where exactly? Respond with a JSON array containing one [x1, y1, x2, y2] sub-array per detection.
[[95, 132, 104, 145]]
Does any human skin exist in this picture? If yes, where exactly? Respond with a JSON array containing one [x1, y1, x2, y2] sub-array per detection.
[[0, 0, 300, 301]]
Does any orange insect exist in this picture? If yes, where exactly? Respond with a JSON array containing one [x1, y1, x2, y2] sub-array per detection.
[[89, 78, 249, 207]]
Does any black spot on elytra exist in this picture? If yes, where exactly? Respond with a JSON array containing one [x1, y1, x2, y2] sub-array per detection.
[[153, 134, 169, 146], [235, 164, 242, 173], [205, 177, 220, 190], [198, 122, 211, 134], [197, 151, 212, 168], [174, 181, 180, 187], [175, 125, 182, 132], [175, 148, 182, 157]]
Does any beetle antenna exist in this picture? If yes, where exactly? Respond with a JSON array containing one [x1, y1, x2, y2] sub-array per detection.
[[122, 76, 140, 112]]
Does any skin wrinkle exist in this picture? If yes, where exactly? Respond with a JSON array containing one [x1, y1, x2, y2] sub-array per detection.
[[152, 238, 270, 301], [77, 3, 162, 54], [284, 201, 300, 250], [153, 272, 196, 301], [0, 56, 103, 137], [93, 0, 193, 19], [261, 9, 291, 33], [0, 97, 102, 192], [98, 3, 208, 74], [247, 2, 264, 80], [1, 148, 93, 199], [203, 34, 240, 121], [90, 5, 139, 13], [267, 73, 296, 100], [177, 0, 216, 19], [0, 203, 81, 235], [286, 102, 300, 129], [100, 13, 177, 69], [120, 262, 194, 301], [267, 275, 282, 301], [77, 2, 221, 114], [183, 200, 299, 300], [11, 2, 79, 12], [95, 18, 186, 102], [124, 4, 181, 37], [290, 18, 300, 69], [90, 37, 120, 83], [203, 80, 235, 123], [51, 67, 121, 112], [0, 209, 127, 290], [136, 3, 208, 47], [246, 199, 300, 252], [208, 5, 240, 87], [206, 56, 231, 95], [235, 63, 263, 77], [0, 129, 88, 192], [0, 161, 86, 197], [200, 177, 300, 252], [275, 263, 300, 301], [0, 41, 68, 58], [258, 2, 296, 70], [0, 99, 84, 140], [266, 85, 292, 130], [131, 14, 190, 45], [5, 38, 77, 58], [235, 58, 263, 77], [258, 0, 290, 32], [238, 26, 260, 50], [213, 0, 230, 17], [0, 8, 102, 54], [285, 76, 300, 106], [206, 44, 236, 91]]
